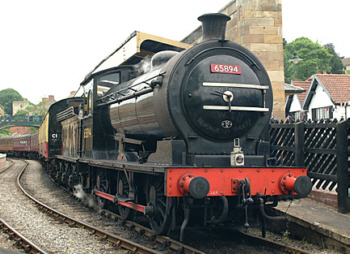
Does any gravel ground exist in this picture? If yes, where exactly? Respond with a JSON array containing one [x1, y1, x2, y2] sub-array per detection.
[[0, 159, 129, 254]]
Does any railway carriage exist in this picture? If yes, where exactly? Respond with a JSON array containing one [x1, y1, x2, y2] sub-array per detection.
[[29, 132, 39, 159], [12, 134, 32, 158], [0, 136, 13, 155], [0, 133, 39, 159]]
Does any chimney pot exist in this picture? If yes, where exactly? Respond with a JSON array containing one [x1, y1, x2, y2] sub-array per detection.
[[198, 13, 231, 42]]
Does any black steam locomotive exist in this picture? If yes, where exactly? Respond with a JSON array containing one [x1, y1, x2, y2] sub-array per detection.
[[39, 13, 312, 241]]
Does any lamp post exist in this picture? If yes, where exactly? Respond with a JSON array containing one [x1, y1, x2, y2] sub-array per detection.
[[284, 52, 303, 119], [285, 52, 303, 82], [289, 52, 303, 64]]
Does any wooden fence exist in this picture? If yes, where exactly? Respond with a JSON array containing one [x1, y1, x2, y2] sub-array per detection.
[[270, 118, 350, 213]]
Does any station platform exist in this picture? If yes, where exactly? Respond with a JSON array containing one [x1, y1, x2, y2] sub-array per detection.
[[275, 195, 350, 252]]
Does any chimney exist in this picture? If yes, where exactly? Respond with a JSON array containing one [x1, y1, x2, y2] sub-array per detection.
[[198, 13, 231, 42]]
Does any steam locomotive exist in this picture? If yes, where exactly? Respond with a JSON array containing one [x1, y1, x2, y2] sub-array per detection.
[[0, 13, 312, 241]]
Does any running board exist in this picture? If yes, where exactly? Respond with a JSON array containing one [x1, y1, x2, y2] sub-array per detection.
[[94, 190, 146, 214]]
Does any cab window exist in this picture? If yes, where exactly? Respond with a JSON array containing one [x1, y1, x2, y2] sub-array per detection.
[[96, 72, 120, 97]]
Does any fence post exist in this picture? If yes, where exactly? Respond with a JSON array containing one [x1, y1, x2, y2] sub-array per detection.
[[294, 122, 305, 167], [336, 120, 350, 213]]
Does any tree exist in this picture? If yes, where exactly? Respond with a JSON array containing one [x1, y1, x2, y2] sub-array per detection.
[[324, 43, 345, 74], [0, 88, 23, 115], [284, 37, 333, 83], [15, 109, 28, 116], [32, 100, 49, 116], [25, 105, 35, 112], [0, 128, 11, 137]]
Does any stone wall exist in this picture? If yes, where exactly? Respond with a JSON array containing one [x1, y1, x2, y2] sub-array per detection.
[[182, 0, 285, 119], [12, 98, 29, 115]]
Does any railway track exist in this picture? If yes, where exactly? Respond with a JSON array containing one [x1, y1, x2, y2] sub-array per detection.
[[0, 160, 131, 253], [47, 166, 316, 254], [1, 159, 325, 253], [1, 159, 205, 254], [17, 163, 164, 254], [96, 209, 313, 254], [46, 172, 206, 253], [0, 160, 47, 253], [0, 217, 47, 254]]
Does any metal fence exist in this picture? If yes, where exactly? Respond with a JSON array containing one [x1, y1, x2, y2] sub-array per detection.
[[270, 118, 350, 213], [0, 115, 43, 129]]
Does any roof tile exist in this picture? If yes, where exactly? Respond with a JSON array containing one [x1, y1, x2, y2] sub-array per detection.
[[293, 81, 311, 105], [316, 74, 350, 104]]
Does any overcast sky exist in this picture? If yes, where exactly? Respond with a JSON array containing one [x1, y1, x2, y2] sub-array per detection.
[[0, 0, 348, 105]]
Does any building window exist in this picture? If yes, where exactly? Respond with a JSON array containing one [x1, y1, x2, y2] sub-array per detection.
[[294, 111, 307, 121], [312, 106, 333, 120]]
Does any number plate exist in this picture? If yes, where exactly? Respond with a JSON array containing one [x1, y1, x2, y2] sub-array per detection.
[[210, 64, 242, 74]]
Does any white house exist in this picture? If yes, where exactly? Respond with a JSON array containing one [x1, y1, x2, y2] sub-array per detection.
[[285, 79, 311, 120], [303, 74, 350, 120]]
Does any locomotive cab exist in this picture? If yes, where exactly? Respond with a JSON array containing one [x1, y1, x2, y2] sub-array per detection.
[[75, 66, 137, 160]]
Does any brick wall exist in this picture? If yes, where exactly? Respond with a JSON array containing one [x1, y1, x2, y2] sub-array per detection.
[[308, 190, 338, 209], [182, 0, 285, 119]]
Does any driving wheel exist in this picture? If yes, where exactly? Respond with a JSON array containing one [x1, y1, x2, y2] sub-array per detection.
[[147, 175, 172, 235], [117, 172, 135, 220], [96, 170, 109, 209]]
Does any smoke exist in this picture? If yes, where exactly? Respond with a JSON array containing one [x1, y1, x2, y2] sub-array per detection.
[[134, 55, 151, 76], [73, 184, 86, 199], [73, 184, 98, 210]]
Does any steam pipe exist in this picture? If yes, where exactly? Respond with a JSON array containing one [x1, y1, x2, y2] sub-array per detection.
[[210, 195, 228, 225], [258, 198, 287, 222]]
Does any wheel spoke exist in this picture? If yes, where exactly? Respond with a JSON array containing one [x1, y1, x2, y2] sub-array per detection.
[[158, 198, 166, 208], [96, 171, 109, 209], [157, 206, 166, 218], [117, 172, 135, 220]]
